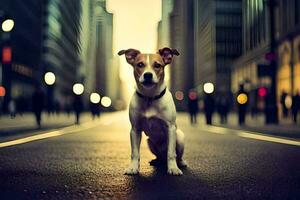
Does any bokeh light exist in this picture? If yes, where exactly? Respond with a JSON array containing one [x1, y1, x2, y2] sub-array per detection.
[[90, 93, 101, 104], [188, 91, 197, 100], [2, 19, 14, 32], [175, 91, 184, 101], [203, 82, 214, 94], [237, 93, 248, 105], [101, 96, 112, 107], [44, 72, 56, 85], [0, 86, 6, 97], [258, 87, 267, 97], [73, 83, 84, 95], [285, 95, 292, 109]]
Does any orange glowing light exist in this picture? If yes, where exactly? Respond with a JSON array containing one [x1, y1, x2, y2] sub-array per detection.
[[175, 91, 184, 101], [2, 47, 12, 64], [0, 86, 6, 97]]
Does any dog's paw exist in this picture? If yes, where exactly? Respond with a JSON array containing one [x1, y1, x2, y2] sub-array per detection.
[[167, 167, 183, 176], [124, 166, 139, 175], [177, 160, 188, 169]]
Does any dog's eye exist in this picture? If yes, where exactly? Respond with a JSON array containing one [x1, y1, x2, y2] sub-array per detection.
[[154, 63, 162, 69], [137, 63, 144, 68]]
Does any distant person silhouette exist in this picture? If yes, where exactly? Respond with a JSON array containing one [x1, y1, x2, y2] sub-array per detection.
[[187, 91, 198, 124], [280, 90, 288, 118], [204, 93, 215, 125], [237, 85, 248, 126], [73, 95, 83, 124], [32, 85, 45, 128], [8, 99, 16, 118], [217, 93, 230, 124], [291, 91, 300, 124], [90, 102, 100, 120]]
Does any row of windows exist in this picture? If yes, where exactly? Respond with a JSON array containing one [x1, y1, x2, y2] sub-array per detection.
[[216, 28, 242, 42], [277, 0, 300, 37], [216, 14, 242, 27], [215, 1, 242, 12], [244, 0, 267, 51], [216, 42, 241, 56]]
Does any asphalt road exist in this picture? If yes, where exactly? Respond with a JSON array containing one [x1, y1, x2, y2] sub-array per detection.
[[0, 112, 300, 200]]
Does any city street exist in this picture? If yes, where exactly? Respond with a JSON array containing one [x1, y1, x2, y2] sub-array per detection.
[[0, 112, 300, 200]]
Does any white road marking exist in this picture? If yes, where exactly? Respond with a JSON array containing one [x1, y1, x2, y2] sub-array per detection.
[[205, 125, 300, 147], [0, 121, 101, 148], [0, 112, 128, 148]]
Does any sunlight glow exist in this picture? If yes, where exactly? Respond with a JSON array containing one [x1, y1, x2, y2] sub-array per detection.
[[107, 0, 162, 104]]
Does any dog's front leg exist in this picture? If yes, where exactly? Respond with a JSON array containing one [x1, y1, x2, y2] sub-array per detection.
[[167, 124, 183, 175], [124, 128, 141, 175]]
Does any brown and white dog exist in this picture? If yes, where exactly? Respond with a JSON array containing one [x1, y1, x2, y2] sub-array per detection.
[[118, 47, 187, 176]]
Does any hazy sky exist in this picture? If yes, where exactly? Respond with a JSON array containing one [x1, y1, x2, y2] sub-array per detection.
[[107, 0, 162, 54], [107, 0, 162, 101]]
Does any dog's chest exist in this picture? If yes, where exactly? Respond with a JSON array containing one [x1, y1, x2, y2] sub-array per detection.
[[139, 108, 168, 141]]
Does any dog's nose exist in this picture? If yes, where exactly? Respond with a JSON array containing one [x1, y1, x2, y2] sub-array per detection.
[[144, 72, 153, 81]]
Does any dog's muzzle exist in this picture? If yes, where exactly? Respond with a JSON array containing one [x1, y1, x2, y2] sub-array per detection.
[[141, 72, 156, 87]]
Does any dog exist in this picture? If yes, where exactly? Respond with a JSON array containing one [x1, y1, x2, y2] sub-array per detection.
[[118, 47, 187, 176]]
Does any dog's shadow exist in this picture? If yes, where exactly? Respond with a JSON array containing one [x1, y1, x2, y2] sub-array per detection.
[[124, 163, 213, 200]]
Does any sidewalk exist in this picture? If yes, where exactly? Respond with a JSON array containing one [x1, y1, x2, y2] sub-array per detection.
[[0, 112, 95, 142], [180, 112, 300, 140]]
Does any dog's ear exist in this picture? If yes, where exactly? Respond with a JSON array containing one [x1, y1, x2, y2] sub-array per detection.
[[158, 47, 180, 65], [118, 49, 141, 65]]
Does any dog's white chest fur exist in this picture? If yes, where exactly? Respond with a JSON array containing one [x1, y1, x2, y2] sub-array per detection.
[[140, 108, 168, 142], [144, 107, 158, 118]]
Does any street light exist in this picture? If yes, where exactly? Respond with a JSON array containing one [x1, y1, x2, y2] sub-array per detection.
[[1, 19, 14, 32], [44, 72, 56, 85], [101, 96, 111, 107], [90, 93, 100, 104], [203, 82, 214, 94], [73, 83, 84, 95]]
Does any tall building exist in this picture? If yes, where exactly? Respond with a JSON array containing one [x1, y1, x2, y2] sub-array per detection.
[[0, 0, 44, 111], [43, 0, 82, 110], [157, 0, 173, 87], [194, 0, 242, 93], [275, 0, 300, 96], [169, 0, 194, 110], [157, 0, 173, 48], [231, 0, 269, 93], [79, 0, 118, 109]]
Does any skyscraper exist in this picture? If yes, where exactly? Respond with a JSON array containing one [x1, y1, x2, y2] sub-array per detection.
[[194, 0, 242, 93], [169, 0, 194, 110], [43, 0, 82, 110], [231, 0, 269, 93], [0, 0, 44, 111]]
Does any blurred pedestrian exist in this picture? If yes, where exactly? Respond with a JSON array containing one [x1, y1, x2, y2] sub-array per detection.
[[73, 95, 83, 124], [54, 100, 61, 115], [216, 93, 230, 124], [280, 90, 288, 118], [187, 90, 198, 124], [291, 91, 300, 124], [204, 93, 215, 125], [17, 96, 26, 116], [90, 102, 100, 120], [32, 85, 45, 128], [249, 90, 258, 119], [8, 99, 16, 118], [237, 84, 248, 126]]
